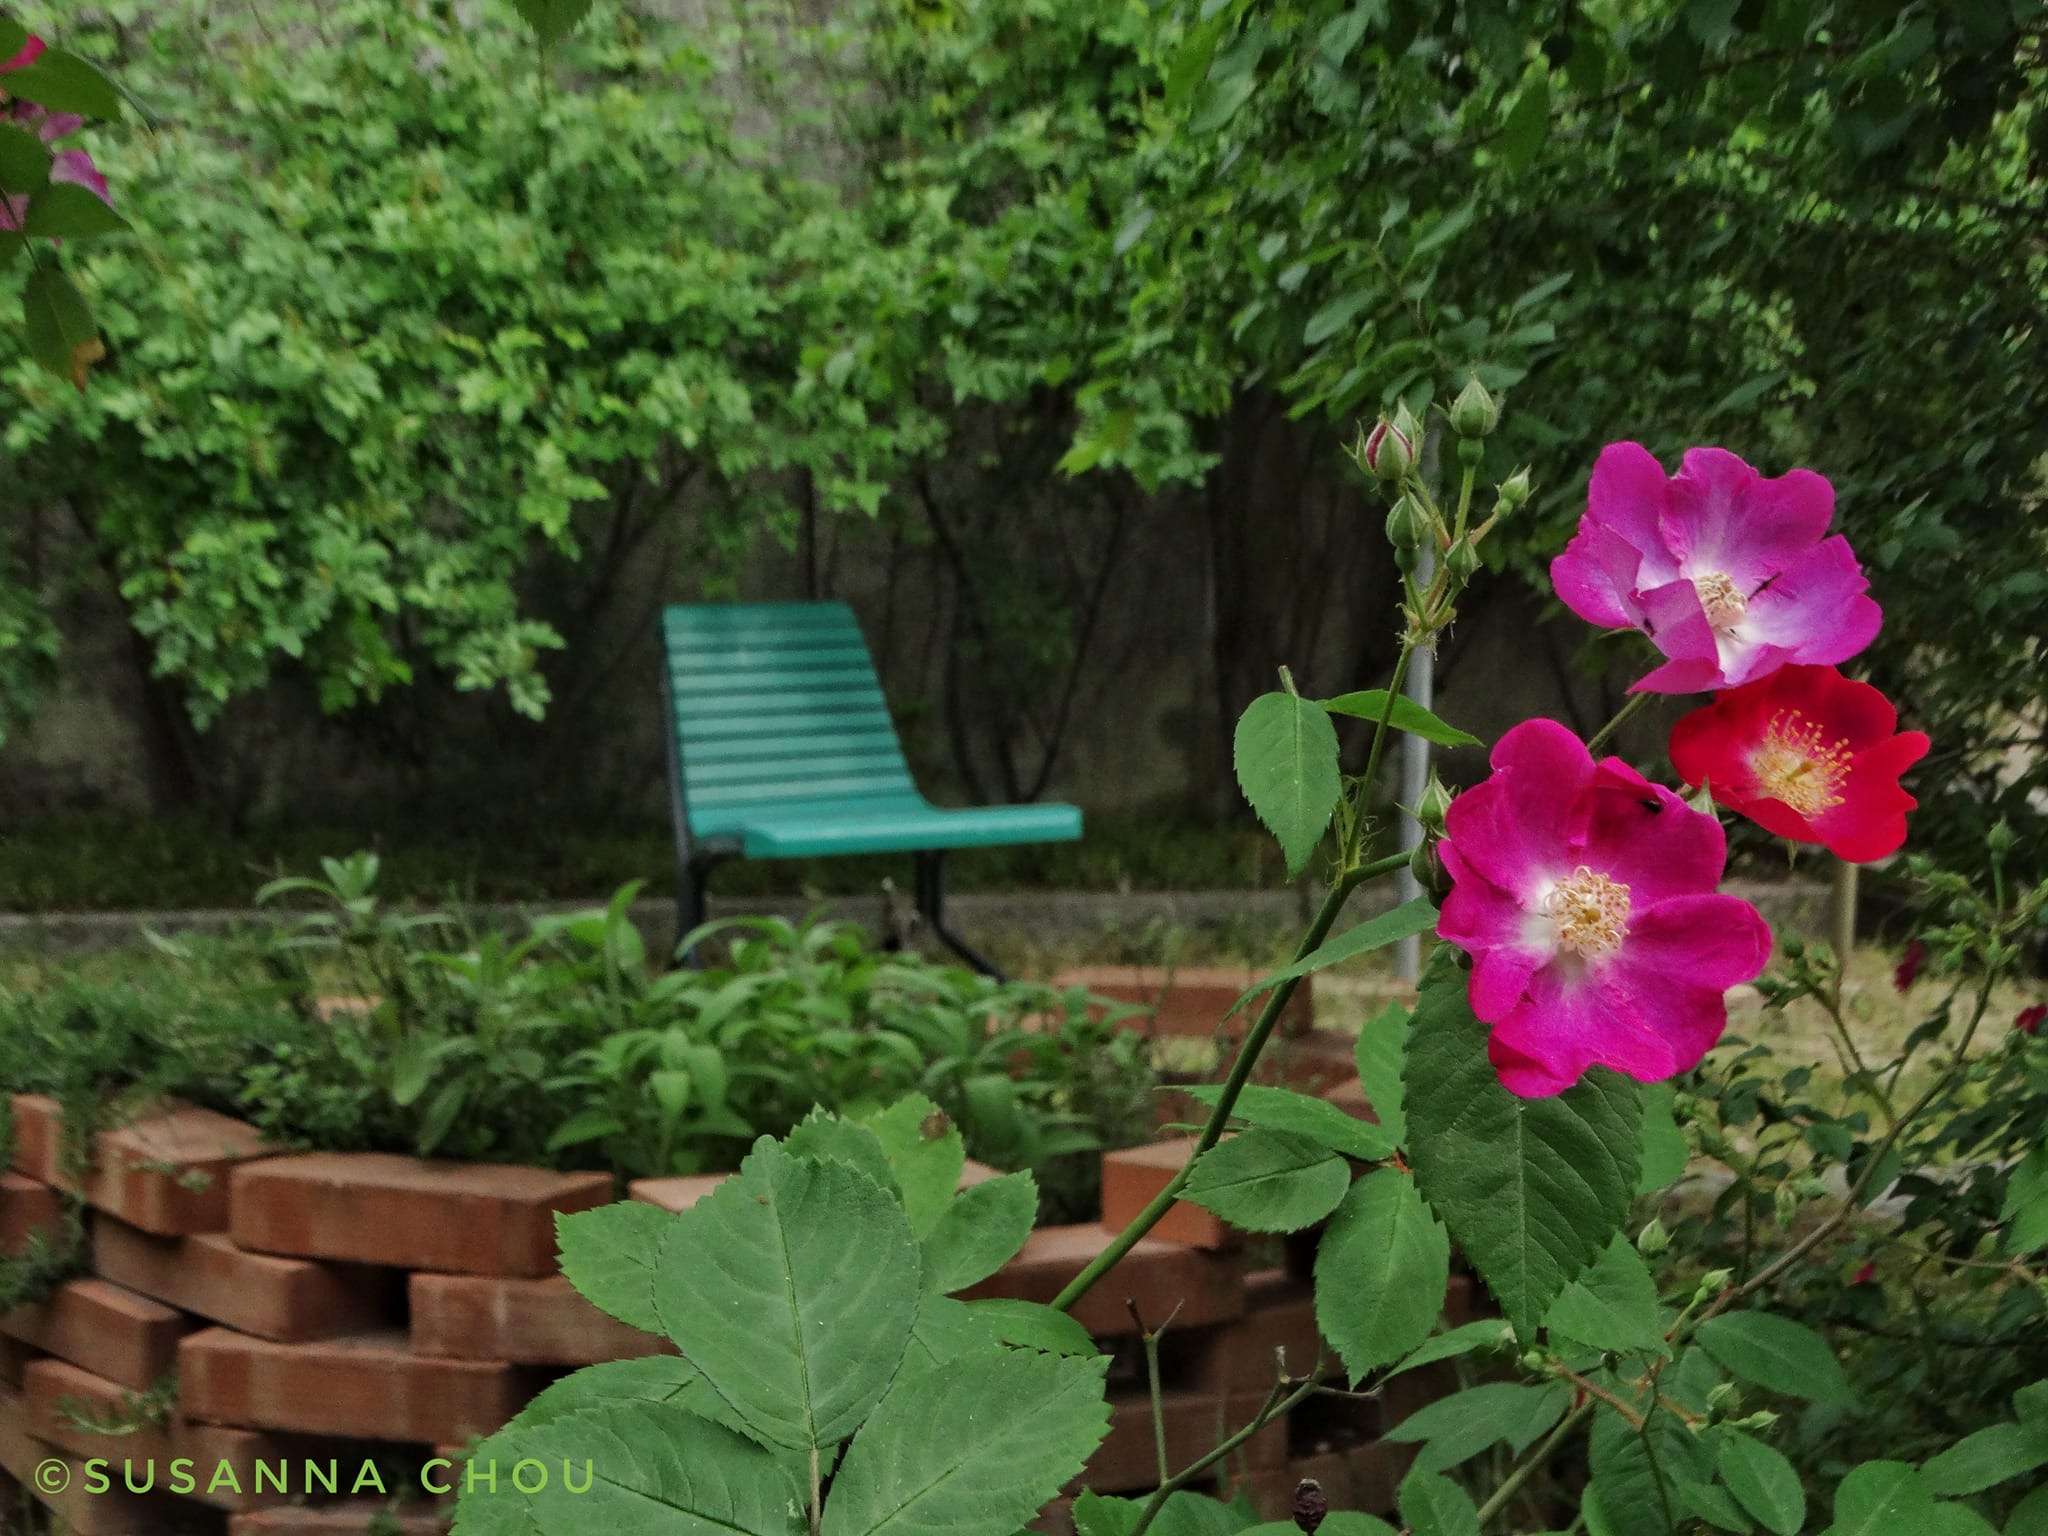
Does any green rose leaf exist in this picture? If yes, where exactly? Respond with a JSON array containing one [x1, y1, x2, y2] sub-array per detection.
[[22, 265, 100, 387], [1397, 1465, 1481, 1536], [1321, 689, 1482, 746], [966, 1298, 1101, 1356], [1543, 1234, 1669, 1358], [1315, 1168, 1449, 1381], [1184, 1128, 1352, 1233], [22, 183, 129, 240], [1354, 1000, 1411, 1147], [860, 1094, 966, 1238], [2000, 1144, 2048, 1254], [510, 0, 597, 47], [1386, 1381, 1570, 1474], [785, 1108, 901, 1197], [1233, 691, 1342, 876], [653, 1141, 920, 1454], [1717, 1429, 1806, 1536], [821, 1348, 1109, 1536], [1178, 1083, 1395, 1163], [1404, 948, 1641, 1339], [905, 1293, 1000, 1368], [0, 123, 50, 196], [555, 1201, 672, 1335], [1920, 1420, 2048, 1497], [921, 1169, 1037, 1293], [1, 48, 123, 120], [1226, 898, 1438, 1018], [1695, 1311, 1853, 1405], [1829, 1461, 1936, 1535], [1388, 1319, 1515, 1378], [1635, 1082, 1688, 1194]]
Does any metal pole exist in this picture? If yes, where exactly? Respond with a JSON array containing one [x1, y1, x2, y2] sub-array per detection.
[[1394, 546, 1434, 984]]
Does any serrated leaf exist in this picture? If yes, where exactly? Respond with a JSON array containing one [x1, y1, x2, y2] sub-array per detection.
[[1243, 1519, 1396, 1536], [1321, 689, 1481, 746], [1233, 692, 1342, 876], [1354, 1001, 1409, 1147], [1636, 1083, 1687, 1194], [1387, 1380, 1570, 1473], [1185, 1129, 1350, 1233], [1179, 1083, 1395, 1162], [966, 1298, 1101, 1357], [1, 48, 122, 119], [921, 1170, 1037, 1292], [1500, 67, 1551, 170], [653, 1141, 919, 1454], [22, 183, 128, 239], [1398, 1466, 1480, 1536], [510, 0, 596, 46], [22, 265, 102, 388], [1830, 1461, 1935, 1535], [906, 1293, 1000, 1368], [451, 1402, 805, 1536], [821, 1349, 1109, 1536], [1315, 1168, 1448, 1381], [2000, 1145, 2048, 1254], [1544, 1235, 1669, 1357], [1389, 1319, 1514, 1377], [1226, 898, 1437, 1018], [507, 1355, 720, 1432], [1696, 1311, 1852, 1404], [555, 1201, 671, 1335], [1403, 948, 1641, 1339], [1718, 1430, 1805, 1536], [1921, 1421, 2048, 1496], [860, 1095, 965, 1239], [1076, 1492, 1249, 1536], [786, 1107, 900, 1197]]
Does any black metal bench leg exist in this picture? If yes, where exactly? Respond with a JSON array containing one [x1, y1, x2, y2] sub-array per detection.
[[676, 855, 721, 967], [914, 851, 1004, 979]]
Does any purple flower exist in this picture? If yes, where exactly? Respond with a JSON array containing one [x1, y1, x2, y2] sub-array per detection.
[[1550, 443, 1881, 694]]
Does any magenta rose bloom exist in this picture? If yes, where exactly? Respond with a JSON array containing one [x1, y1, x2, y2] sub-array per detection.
[[1437, 718, 1773, 1097], [1550, 443, 1881, 694], [0, 101, 113, 232]]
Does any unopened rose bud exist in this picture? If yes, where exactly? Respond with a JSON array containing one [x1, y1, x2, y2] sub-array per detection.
[[1292, 1478, 1328, 1536], [1706, 1382, 1742, 1418], [1731, 1409, 1780, 1432], [1695, 1268, 1734, 1303], [1989, 821, 2017, 859], [1683, 781, 1717, 817], [1773, 1183, 1799, 1226], [1417, 772, 1453, 836], [1498, 467, 1532, 510], [1385, 493, 1427, 552], [1782, 933, 1807, 960], [1361, 418, 1414, 482], [1393, 400, 1425, 448], [1450, 377, 1499, 437], [1446, 537, 1481, 583], [1637, 1217, 1670, 1256]]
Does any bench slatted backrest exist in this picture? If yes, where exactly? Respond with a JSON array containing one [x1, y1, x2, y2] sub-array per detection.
[[662, 602, 918, 833]]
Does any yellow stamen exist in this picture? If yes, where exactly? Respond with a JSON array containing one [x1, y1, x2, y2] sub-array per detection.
[[1694, 571, 1748, 631], [1545, 866, 1631, 961], [1751, 710, 1851, 817]]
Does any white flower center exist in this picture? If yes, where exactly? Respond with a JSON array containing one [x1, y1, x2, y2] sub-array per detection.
[[1545, 865, 1631, 961], [1751, 709, 1851, 817], [1694, 571, 1748, 631]]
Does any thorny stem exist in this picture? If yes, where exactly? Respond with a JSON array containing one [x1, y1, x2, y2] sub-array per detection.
[[1052, 640, 1422, 1314], [1130, 1300, 1183, 1486]]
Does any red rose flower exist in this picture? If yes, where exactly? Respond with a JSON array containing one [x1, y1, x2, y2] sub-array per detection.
[[1669, 665, 1929, 863], [1893, 940, 1926, 993], [1849, 1261, 1875, 1286], [2018, 1005, 2046, 1038]]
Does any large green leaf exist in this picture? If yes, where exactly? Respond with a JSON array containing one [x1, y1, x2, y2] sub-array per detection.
[[921, 1170, 1036, 1293], [966, 1298, 1100, 1357], [1233, 692, 1342, 876], [22, 265, 99, 386], [452, 1402, 806, 1536], [0, 123, 50, 196], [1321, 689, 1481, 746], [1354, 1000, 1410, 1147], [1388, 1319, 1515, 1378], [1179, 1083, 1395, 1162], [1543, 1235, 1669, 1358], [1829, 1461, 1936, 1535], [1315, 1168, 1449, 1381], [1921, 1421, 2048, 1497], [22, 183, 128, 240], [555, 1202, 670, 1334], [786, 1108, 900, 1196], [507, 1356, 721, 1433], [1387, 1381, 1570, 1474], [821, 1348, 1109, 1536], [652, 1141, 920, 1454], [1184, 1128, 1351, 1233], [1403, 949, 1641, 1339], [1718, 1430, 1805, 1536], [2005, 1485, 2048, 1534], [1635, 1082, 1687, 1194], [1, 48, 122, 119], [1695, 1311, 1852, 1405], [1398, 1466, 1481, 1536], [1225, 898, 1438, 1017], [860, 1095, 965, 1238], [2000, 1145, 2048, 1254]]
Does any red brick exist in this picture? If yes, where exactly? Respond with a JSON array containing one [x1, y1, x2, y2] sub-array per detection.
[[181, 1328, 529, 1444], [94, 1222, 399, 1343], [0, 1335, 33, 1387], [0, 1382, 168, 1533], [1052, 967, 1315, 1040], [410, 1273, 671, 1365], [0, 1175, 63, 1258], [1084, 1387, 1284, 1493], [1320, 1075, 1380, 1123], [627, 1172, 730, 1213], [230, 1154, 611, 1277], [24, 1356, 295, 1511], [0, 1278, 186, 1390], [1193, 1269, 1328, 1395], [231, 1503, 451, 1534], [11, 1093, 272, 1236], [960, 1223, 1241, 1339], [1101, 1138, 1230, 1250]]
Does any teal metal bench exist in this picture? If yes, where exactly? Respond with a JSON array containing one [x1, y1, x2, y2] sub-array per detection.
[[660, 601, 1083, 974]]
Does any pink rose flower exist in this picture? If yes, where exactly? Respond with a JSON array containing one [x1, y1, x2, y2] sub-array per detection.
[[1550, 443, 1882, 694], [0, 99, 113, 232], [1437, 718, 1774, 1097], [0, 35, 45, 74]]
